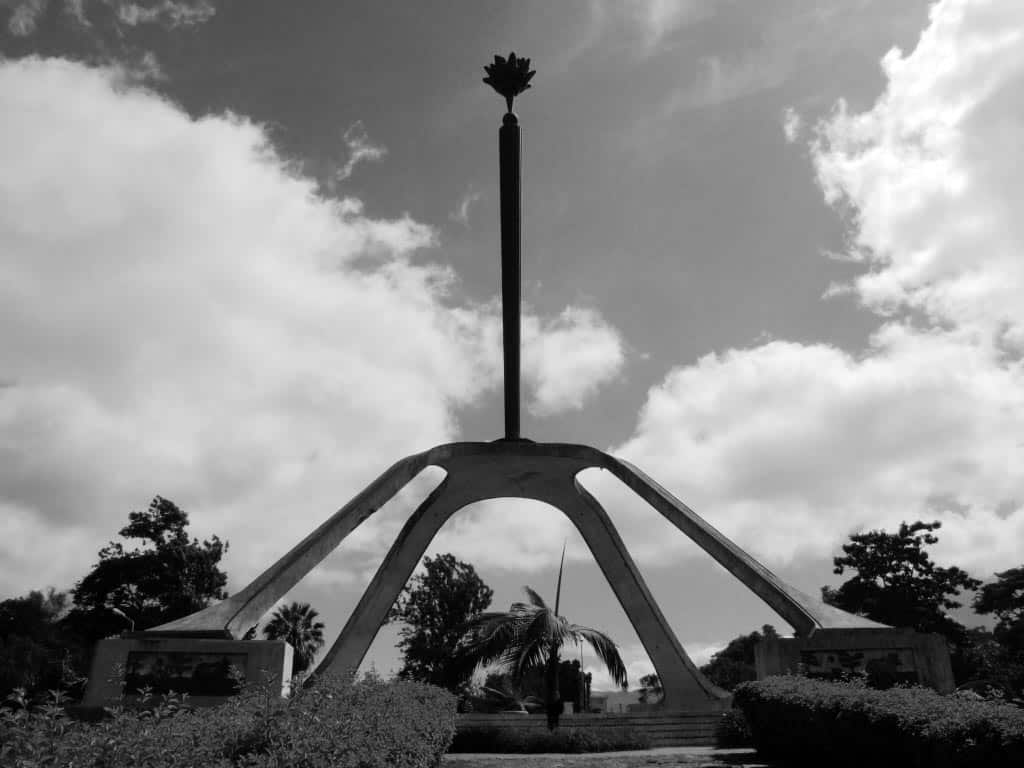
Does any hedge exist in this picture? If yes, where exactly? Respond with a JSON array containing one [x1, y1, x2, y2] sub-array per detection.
[[1, 673, 457, 767], [449, 725, 650, 753], [733, 674, 1024, 768]]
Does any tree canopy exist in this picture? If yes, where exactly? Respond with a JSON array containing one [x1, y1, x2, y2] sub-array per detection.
[[974, 566, 1024, 655], [699, 624, 778, 691], [821, 520, 980, 644], [69, 496, 229, 640], [387, 553, 493, 695]]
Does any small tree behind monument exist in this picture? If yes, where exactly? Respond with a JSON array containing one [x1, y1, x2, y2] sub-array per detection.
[[387, 553, 494, 696]]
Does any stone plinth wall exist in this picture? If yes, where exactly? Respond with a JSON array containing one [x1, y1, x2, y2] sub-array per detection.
[[755, 628, 954, 693], [82, 636, 293, 709]]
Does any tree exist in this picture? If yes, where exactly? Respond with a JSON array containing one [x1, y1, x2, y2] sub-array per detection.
[[0, 588, 80, 701], [974, 566, 1024, 655], [69, 496, 229, 640], [637, 672, 663, 704], [461, 584, 627, 731], [699, 625, 778, 691], [952, 625, 1024, 698], [821, 520, 981, 645], [387, 553, 493, 695], [262, 602, 325, 678]]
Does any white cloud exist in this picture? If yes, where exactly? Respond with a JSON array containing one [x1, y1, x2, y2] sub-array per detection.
[[557, 0, 713, 69], [116, 0, 214, 27], [524, 308, 625, 416], [782, 105, 802, 143], [0, 57, 623, 597], [595, 0, 1024, 578], [429, 499, 577, 574], [449, 188, 481, 226], [4, 0, 47, 35], [1, 0, 217, 33], [812, 0, 1024, 349], [663, 51, 791, 114], [336, 121, 387, 183], [624, 0, 711, 52]]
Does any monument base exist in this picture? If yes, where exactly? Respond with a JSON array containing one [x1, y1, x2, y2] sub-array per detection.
[[82, 635, 293, 710], [755, 628, 954, 693]]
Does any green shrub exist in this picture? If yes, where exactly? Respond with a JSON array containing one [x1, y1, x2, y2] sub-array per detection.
[[715, 708, 753, 747], [0, 672, 457, 767], [733, 674, 1024, 768], [448, 724, 649, 753]]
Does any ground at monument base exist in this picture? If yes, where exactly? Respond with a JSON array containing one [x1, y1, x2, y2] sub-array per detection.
[[445, 747, 776, 767]]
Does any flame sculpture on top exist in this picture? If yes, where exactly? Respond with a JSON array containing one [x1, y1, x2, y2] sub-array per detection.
[[483, 52, 536, 113]]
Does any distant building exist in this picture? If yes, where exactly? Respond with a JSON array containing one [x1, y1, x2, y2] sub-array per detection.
[[589, 688, 643, 713]]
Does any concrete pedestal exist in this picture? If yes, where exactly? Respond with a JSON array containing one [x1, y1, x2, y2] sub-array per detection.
[[82, 635, 293, 709], [755, 628, 954, 693]]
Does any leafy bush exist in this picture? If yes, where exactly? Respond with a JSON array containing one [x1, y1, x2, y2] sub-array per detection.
[[1, 671, 456, 767], [715, 708, 752, 747], [734, 674, 1024, 768], [448, 724, 650, 753]]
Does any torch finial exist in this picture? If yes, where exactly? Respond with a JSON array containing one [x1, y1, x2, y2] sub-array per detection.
[[483, 52, 536, 113]]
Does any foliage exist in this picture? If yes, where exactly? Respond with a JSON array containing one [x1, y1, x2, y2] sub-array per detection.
[[715, 708, 753, 747], [261, 601, 325, 677], [388, 553, 493, 696], [449, 725, 650, 753], [70, 496, 229, 638], [699, 624, 778, 691], [1, 670, 456, 767], [821, 520, 981, 645], [733, 674, 1024, 767], [461, 585, 627, 730], [0, 589, 87, 703], [953, 626, 1024, 702], [975, 566, 1024, 655], [637, 672, 662, 704]]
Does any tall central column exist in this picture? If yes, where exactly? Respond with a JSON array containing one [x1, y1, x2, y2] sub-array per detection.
[[499, 111, 522, 439]]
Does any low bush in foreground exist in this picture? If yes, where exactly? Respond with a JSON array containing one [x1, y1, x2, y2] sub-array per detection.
[[448, 725, 651, 753], [1, 673, 456, 767], [734, 674, 1024, 768], [714, 708, 753, 747]]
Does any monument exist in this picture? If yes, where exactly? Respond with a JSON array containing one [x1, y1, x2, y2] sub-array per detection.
[[83, 54, 951, 712]]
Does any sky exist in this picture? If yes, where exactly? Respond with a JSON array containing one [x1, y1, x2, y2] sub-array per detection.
[[2, 0, 1023, 691]]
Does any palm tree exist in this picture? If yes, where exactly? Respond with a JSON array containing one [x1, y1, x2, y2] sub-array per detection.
[[262, 601, 325, 679], [461, 549, 627, 730]]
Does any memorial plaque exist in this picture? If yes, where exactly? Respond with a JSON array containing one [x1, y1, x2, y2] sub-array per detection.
[[125, 650, 248, 696]]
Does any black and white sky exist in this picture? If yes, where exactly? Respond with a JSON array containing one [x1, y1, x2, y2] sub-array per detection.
[[2, 0, 1022, 689]]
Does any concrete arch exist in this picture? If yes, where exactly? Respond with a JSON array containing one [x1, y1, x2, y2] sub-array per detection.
[[314, 463, 728, 709], [152, 440, 883, 708]]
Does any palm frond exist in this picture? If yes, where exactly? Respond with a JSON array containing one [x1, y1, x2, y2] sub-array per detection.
[[522, 586, 548, 609], [461, 608, 536, 670], [510, 641, 549, 678], [571, 625, 628, 688]]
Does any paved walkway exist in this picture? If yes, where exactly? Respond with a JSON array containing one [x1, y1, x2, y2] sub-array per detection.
[[445, 747, 776, 767]]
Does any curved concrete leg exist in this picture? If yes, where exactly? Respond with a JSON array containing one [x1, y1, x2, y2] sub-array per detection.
[[564, 479, 728, 708], [599, 457, 887, 635], [151, 450, 435, 637], [314, 477, 472, 677]]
